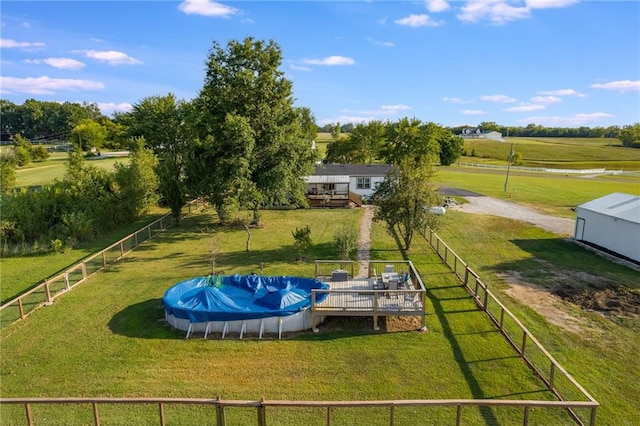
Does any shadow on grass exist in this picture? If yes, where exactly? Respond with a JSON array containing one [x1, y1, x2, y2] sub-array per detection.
[[108, 298, 182, 339], [486, 237, 640, 290]]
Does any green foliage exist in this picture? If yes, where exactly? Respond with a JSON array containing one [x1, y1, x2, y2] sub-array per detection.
[[374, 157, 441, 250], [126, 95, 191, 223], [619, 123, 640, 147], [292, 225, 312, 260], [511, 151, 524, 166], [0, 154, 17, 194], [438, 133, 464, 166], [381, 118, 440, 165], [192, 37, 316, 216], [334, 227, 358, 260], [70, 119, 107, 151], [50, 238, 66, 253]]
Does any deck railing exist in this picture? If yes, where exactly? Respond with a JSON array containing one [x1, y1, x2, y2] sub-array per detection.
[[0, 199, 204, 328], [423, 228, 599, 425]]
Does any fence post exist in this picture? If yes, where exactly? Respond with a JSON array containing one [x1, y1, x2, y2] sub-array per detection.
[[81, 262, 87, 281], [18, 298, 25, 319], [464, 267, 469, 286], [158, 403, 165, 426], [119, 241, 125, 259], [523, 406, 530, 426], [215, 397, 225, 426], [521, 332, 527, 356], [148, 225, 152, 240], [64, 273, 70, 290], [160, 217, 164, 231], [25, 403, 33, 426], [549, 363, 556, 390], [44, 280, 52, 305], [327, 406, 332, 426], [482, 287, 488, 311], [456, 405, 462, 426], [134, 231, 139, 248], [102, 251, 107, 268], [257, 398, 266, 426], [444, 246, 448, 265], [92, 402, 100, 426]]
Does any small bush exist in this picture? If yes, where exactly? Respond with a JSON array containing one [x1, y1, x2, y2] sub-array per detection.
[[292, 225, 312, 260], [334, 227, 358, 260]]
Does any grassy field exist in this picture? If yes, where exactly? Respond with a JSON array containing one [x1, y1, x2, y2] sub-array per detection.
[[462, 137, 640, 170], [435, 166, 640, 217], [1, 208, 591, 425], [14, 152, 128, 188], [0, 206, 168, 303]]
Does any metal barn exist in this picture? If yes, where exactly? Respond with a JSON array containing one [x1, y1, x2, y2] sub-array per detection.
[[574, 192, 640, 263]]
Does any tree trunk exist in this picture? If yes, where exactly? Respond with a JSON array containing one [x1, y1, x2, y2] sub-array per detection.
[[243, 222, 251, 251]]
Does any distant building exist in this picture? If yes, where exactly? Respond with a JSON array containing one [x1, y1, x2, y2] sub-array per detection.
[[460, 128, 504, 141], [574, 192, 640, 263]]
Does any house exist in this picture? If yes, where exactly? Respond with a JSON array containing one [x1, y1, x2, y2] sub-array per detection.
[[304, 163, 393, 207], [460, 128, 504, 141], [574, 192, 640, 263]]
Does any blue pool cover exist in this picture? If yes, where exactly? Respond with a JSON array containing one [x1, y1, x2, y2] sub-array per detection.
[[163, 274, 330, 323]]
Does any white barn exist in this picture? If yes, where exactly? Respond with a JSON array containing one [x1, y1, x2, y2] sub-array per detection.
[[574, 193, 640, 263]]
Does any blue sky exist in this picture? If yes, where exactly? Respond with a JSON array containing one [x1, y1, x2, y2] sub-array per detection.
[[1, 0, 639, 128]]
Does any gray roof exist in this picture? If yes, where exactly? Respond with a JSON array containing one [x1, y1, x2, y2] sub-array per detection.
[[577, 192, 640, 224], [311, 163, 394, 177]]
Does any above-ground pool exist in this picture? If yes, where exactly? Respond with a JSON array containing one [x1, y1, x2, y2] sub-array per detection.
[[163, 274, 330, 338]]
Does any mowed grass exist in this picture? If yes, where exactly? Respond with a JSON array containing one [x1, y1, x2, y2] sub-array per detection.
[[0, 206, 169, 303], [462, 137, 640, 170], [435, 166, 640, 217], [13, 152, 128, 188], [433, 210, 640, 425], [0, 208, 579, 425]]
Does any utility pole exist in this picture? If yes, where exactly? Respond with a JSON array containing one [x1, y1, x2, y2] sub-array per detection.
[[504, 141, 514, 192]]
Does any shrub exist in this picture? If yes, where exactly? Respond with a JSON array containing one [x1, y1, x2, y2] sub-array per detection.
[[292, 225, 312, 260], [334, 227, 358, 260]]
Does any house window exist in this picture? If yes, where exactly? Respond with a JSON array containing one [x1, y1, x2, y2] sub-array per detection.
[[356, 177, 371, 189]]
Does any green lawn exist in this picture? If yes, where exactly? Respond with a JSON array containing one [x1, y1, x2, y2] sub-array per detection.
[[435, 166, 640, 217], [462, 137, 640, 170], [14, 153, 128, 188], [0, 208, 581, 425]]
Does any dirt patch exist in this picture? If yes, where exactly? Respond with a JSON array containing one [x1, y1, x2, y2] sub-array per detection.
[[553, 285, 640, 317], [501, 268, 639, 335], [501, 272, 594, 335]]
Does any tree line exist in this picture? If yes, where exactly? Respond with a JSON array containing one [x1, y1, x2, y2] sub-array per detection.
[[319, 121, 640, 146]]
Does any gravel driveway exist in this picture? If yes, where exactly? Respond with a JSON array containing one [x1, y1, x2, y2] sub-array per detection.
[[440, 187, 575, 236]]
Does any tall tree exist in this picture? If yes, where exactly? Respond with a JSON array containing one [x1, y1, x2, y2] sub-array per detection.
[[70, 119, 107, 151], [192, 37, 316, 223], [126, 94, 191, 223], [348, 120, 386, 164], [373, 157, 441, 250], [381, 118, 440, 165], [619, 123, 640, 147]]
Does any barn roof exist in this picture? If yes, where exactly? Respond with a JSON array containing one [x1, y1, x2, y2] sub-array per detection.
[[577, 192, 640, 224]]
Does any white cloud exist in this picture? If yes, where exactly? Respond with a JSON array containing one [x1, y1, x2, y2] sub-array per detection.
[[290, 64, 312, 71], [177, 0, 238, 17], [365, 37, 395, 47], [90, 38, 106, 43], [26, 57, 86, 70], [531, 95, 562, 104], [240, 18, 254, 24], [0, 76, 104, 95], [519, 112, 614, 127], [526, 0, 578, 9], [341, 104, 411, 116], [504, 103, 546, 112], [302, 56, 355, 66], [590, 80, 640, 93], [443, 96, 474, 104], [98, 102, 133, 114], [21, 22, 31, 29], [458, 1, 531, 24], [1, 38, 45, 49], [395, 14, 443, 27], [79, 50, 142, 65], [538, 88, 586, 97], [426, 0, 450, 13], [461, 109, 487, 115], [481, 94, 517, 103]]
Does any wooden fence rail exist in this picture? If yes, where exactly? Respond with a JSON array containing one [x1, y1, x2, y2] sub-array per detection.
[[0, 396, 599, 426], [423, 228, 599, 425], [0, 199, 204, 327]]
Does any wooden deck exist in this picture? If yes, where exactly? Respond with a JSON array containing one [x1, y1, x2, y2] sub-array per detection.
[[311, 277, 426, 330]]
